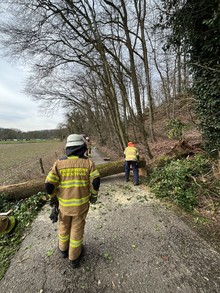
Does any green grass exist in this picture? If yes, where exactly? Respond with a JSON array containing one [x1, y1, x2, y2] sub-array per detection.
[[0, 140, 65, 185], [0, 140, 65, 279]]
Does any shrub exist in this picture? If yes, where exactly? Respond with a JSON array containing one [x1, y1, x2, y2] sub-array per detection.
[[149, 155, 209, 211], [166, 119, 185, 141]]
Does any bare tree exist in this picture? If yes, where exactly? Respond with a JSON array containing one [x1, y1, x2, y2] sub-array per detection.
[[0, 0, 167, 158]]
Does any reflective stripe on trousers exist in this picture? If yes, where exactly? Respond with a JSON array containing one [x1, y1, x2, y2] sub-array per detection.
[[58, 209, 88, 260]]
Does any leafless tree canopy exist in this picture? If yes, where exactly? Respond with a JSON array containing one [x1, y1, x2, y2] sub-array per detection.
[[0, 0, 193, 158]]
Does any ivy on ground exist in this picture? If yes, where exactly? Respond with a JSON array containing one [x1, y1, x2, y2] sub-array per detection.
[[148, 155, 212, 211], [0, 192, 46, 280]]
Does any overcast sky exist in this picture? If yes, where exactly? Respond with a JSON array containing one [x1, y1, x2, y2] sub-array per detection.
[[0, 59, 65, 132]]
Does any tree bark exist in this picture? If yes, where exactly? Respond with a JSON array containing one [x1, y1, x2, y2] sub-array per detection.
[[0, 158, 147, 200]]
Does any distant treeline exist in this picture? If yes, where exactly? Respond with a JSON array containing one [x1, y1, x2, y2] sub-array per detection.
[[0, 127, 65, 140]]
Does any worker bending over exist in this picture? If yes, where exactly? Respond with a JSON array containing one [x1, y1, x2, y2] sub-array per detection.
[[124, 141, 139, 186]]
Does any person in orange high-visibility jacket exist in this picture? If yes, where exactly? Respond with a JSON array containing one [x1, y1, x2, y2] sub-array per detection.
[[45, 134, 100, 269], [124, 141, 139, 186]]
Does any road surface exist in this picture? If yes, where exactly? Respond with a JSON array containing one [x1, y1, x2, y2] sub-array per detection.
[[0, 148, 220, 293]]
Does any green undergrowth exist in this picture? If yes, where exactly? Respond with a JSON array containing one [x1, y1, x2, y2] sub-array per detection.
[[145, 155, 219, 212], [0, 192, 46, 280]]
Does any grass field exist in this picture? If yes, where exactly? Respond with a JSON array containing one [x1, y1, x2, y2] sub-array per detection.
[[0, 140, 65, 185]]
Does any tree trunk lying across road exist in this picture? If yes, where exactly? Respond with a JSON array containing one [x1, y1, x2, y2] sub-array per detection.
[[0, 179, 46, 200], [0, 141, 207, 201], [0, 158, 147, 200], [97, 158, 147, 178]]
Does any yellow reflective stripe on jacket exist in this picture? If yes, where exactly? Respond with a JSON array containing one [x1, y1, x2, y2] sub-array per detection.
[[90, 169, 100, 179], [59, 234, 70, 243], [58, 195, 90, 207], [70, 238, 83, 248], [59, 179, 89, 188], [67, 156, 79, 159], [46, 172, 59, 184], [124, 147, 138, 161]]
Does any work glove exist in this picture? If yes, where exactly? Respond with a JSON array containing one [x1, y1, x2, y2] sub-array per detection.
[[48, 196, 59, 223], [49, 196, 59, 208], [49, 206, 59, 223], [89, 194, 98, 204]]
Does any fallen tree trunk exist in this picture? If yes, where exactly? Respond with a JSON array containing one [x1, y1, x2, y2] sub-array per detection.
[[97, 158, 146, 178], [0, 141, 206, 201], [0, 179, 45, 200], [0, 158, 147, 200], [1, 140, 208, 201], [150, 140, 205, 169]]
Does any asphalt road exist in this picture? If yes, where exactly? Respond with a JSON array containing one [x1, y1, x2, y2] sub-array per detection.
[[1, 148, 220, 293]]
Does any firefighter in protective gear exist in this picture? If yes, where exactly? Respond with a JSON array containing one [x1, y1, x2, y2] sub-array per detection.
[[124, 141, 140, 186], [85, 136, 92, 157], [0, 214, 16, 235], [45, 134, 100, 269]]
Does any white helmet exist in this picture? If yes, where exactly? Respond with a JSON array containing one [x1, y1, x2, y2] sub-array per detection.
[[66, 134, 84, 147]]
